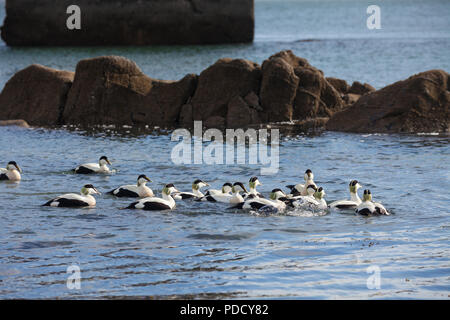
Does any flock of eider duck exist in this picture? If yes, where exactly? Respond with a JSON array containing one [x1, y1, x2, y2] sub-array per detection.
[[0, 156, 390, 216]]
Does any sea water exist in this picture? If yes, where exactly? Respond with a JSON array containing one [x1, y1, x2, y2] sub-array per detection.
[[0, 0, 449, 299]]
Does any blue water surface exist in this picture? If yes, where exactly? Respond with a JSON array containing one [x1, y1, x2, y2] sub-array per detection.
[[0, 126, 448, 299]]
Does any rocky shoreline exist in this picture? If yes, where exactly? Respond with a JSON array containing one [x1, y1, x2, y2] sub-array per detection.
[[0, 50, 448, 133]]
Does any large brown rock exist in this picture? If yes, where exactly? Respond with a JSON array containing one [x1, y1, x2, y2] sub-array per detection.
[[178, 104, 194, 127], [0, 64, 74, 125], [262, 50, 345, 121], [63, 56, 197, 126], [348, 81, 376, 95], [138, 74, 198, 126], [292, 64, 343, 119], [204, 116, 226, 128], [0, 119, 30, 128], [260, 55, 299, 122], [327, 70, 450, 133], [1, 0, 254, 46], [191, 58, 261, 123], [343, 93, 361, 105], [226, 95, 261, 128], [326, 77, 349, 95], [268, 50, 314, 70]]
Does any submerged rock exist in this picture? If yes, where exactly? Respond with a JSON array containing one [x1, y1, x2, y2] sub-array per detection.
[[0, 64, 73, 125], [327, 70, 450, 133]]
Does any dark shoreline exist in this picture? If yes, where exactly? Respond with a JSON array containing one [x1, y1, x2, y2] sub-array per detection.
[[2, 122, 449, 140]]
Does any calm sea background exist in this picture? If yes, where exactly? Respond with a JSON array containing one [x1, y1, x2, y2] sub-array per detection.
[[0, 0, 449, 299], [0, 0, 449, 88]]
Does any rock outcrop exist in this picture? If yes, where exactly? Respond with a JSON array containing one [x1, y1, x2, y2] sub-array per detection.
[[1, 0, 254, 46], [326, 77, 350, 96], [0, 64, 73, 125], [293, 67, 344, 119], [325, 77, 375, 108], [226, 96, 261, 128], [0, 51, 448, 133], [191, 58, 261, 126], [0, 119, 30, 128], [260, 54, 299, 122], [63, 56, 197, 126], [327, 70, 450, 133], [260, 50, 345, 122], [348, 81, 376, 95]]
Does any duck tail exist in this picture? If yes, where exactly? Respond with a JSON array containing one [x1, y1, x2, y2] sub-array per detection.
[[280, 197, 295, 207], [228, 203, 244, 210], [42, 200, 53, 207], [121, 202, 138, 210]]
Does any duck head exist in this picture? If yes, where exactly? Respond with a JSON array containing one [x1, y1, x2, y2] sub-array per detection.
[[192, 179, 209, 191], [304, 169, 314, 181], [221, 182, 233, 194], [249, 177, 262, 189], [232, 182, 248, 194], [314, 187, 326, 200], [362, 189, 373, 202], [81, 184, 101, 195], [306, 184, 317, 196], [270, 188, 286, 200], [137, 175, 151, 186], [99, 156, 111, 166], [349, 180, 362, 193], [6, 161, 22, 173], [163, 184, 179, 196]]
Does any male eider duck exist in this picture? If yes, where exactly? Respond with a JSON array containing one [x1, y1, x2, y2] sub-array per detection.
[[108, 175, 153, 198], [42, 184, 100, 207], [0, 161, 22, 181], [355, 190, 390, 216], [293, 187, 327, 211], [126, 184, 179, 211], [74, 156, 112, 174], [173, 179, 209, 200], [204, 182, 233, 197], [200, 182, 247, 203], [230, 182, 250, 204], [329, 180, 362, 210], [233, 188, 287, 212], [288, 184, 317, 201], [286, 169, 316, 196], [243, 177, 264, 199]]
